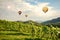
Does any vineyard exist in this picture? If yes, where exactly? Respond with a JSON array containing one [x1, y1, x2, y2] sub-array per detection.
[[0, 20, 60, 40]]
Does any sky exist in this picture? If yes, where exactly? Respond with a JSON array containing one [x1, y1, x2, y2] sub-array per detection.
[[0, 0, 60, 22]]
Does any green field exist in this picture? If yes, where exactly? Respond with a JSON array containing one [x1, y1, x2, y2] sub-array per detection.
[[0, 20, 60, 40]]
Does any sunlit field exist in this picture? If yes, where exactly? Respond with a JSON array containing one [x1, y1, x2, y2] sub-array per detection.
[[0, 20, 60, 40]]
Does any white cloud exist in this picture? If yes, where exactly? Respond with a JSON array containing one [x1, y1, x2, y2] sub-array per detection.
[[0, 0, 60, 22]]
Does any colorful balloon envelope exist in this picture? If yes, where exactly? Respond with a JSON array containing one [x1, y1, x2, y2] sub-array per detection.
[[42, 7, 48, 13], [25, 15, 28, 17], [18, 11, 22, 15]]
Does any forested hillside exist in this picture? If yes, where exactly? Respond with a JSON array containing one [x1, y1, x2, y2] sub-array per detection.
[[0, 20, 60, 40]]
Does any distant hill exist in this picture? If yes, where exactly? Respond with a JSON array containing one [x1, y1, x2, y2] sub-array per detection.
[[42, 17, 60, 27], [42, 17, 60, 24]]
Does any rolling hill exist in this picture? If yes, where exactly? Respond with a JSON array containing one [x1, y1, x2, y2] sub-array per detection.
[[42, 17, 60, 27]]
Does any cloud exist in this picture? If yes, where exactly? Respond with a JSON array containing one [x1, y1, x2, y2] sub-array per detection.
[[0, 0, 60, 22]]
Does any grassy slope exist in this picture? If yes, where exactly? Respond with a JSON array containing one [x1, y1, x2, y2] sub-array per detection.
[[0, 20, 60, 40]]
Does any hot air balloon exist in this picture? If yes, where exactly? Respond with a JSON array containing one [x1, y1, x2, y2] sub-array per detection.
[[42, 7, 48, 13], [18, 11, 22, 15], [25, 15, 28, 17]]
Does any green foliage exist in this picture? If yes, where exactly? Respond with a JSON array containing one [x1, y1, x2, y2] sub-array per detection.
[[0, 20, 60, 40]]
